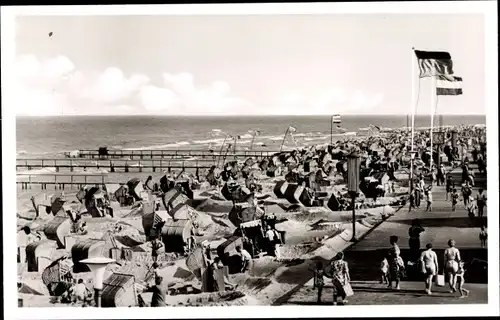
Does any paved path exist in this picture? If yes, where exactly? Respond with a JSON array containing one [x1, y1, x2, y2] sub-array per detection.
[[284, 280, 487, 305]]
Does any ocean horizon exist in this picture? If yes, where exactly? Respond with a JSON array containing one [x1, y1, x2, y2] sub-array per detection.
[[16, 114, 486, 157]]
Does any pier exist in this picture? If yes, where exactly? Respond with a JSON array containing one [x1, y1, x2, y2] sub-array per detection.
[[63, 148, 280, 160]]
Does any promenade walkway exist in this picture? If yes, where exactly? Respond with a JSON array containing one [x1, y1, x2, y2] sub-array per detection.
[[280, 165, 488, 305]]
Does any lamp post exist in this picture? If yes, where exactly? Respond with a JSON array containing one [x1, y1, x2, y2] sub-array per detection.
[[409, 150, 417, 211], [80, 257, 115, 307], [433, 131, 445, 185], [347, 151, 360, 242], [451, 129, 458, 162], [451, 130, 458, 149]]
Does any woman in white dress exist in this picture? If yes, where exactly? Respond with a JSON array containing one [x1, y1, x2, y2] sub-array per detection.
[[420, 243, 439, 294], [444, 239, 461, 293]]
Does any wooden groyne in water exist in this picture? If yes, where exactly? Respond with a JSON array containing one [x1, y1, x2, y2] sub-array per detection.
[[17, 158, 216, 173], [63, 148, 279, 160], [17, 173, 110, 190]]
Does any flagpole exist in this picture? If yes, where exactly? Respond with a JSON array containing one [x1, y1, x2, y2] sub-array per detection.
[[330, 115, 333, 146], [410, 47, 416, 209], [430, 66, 436, 171], [280, 127, 289, 152], [250, 131, 255, 151], [411, 47, 416, 152], [217, 135, 228, 167]]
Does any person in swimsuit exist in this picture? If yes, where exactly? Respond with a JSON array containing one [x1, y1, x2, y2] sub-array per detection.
[[456, 260, 470, 298], [387, 235, 404, 290], [379, 257, 389, 284], [420, 243, 439, 295], [479, 226, 487, 248], [444, 239, 461, 293]]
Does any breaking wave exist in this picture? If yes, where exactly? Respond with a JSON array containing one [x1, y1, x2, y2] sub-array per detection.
[[123, 141, 191, 151]]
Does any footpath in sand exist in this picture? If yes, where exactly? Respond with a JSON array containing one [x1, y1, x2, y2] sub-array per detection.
[[280, 166, 488, 306]]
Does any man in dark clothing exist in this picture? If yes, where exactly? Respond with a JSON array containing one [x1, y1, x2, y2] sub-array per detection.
[[151, 238, 163, 263], [145, 276, 167, 307], [408, 219, 425, 262], [445, 176, 455, 201]]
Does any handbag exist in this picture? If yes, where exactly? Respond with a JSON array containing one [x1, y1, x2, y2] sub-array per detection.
[[342, 281, 354, 297], [435, 274, 445, 287]]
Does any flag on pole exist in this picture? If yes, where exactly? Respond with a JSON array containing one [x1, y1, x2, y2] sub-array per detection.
[[332, 114, 342, 123], [288, 126, 297, 133], [436, 76, 463, 96], [414, 50, 454, 78]]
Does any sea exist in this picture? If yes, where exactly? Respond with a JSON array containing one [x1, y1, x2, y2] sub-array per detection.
[[16, 115, 486, 157]]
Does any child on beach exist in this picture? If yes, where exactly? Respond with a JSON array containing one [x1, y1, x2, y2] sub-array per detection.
[[379, 257, 389, 284], [456, 261, 470, 298], [479, 226, 487, 248], [451, 189, 459, 211], [425, 188, 433, 212], [312, 261, 325, 304]]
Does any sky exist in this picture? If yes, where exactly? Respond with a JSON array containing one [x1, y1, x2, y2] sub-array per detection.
[[14, 13, 486, 116]]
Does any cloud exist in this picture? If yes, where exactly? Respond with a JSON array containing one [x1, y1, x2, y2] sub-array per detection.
[[81, 68, 150, 104], [138, 73, 254, 115], [139, 85, 181, 112], [13, 54, 254, 116]]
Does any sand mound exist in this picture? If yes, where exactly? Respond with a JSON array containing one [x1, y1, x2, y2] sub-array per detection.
[[18, 275, 50, 296], [236, 277, 273, 294], [194, 199, 233, 213], [277, 243, 318, 261], [141, 290, 260, 307]]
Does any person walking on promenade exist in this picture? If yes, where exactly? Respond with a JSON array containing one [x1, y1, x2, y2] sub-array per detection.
[[379, 257, 389, 284], [414, 184, 422, 209], [387, 235, 405, 290], [329, 252, 352, 305], [437, 164, 446, 186], [312, 261, 325, 304], [451, 188, 459, 211], [430, 166, 437, 186], [476, 189, 486, 218], [445, 176, 455, 201], [409, 189, 415, 211], [461, 181, 472, 207], [420, 243, 439, 295], [456, 260, 470, 298], [444, 239, 461, 293], [466, 196, 477, 226], [479, 226, 487, 248], [408, 219, 425, 263], [425, 188, 433, 212]]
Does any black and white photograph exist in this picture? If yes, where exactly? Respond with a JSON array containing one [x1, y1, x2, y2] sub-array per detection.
[[2, 2, 498, 319]]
